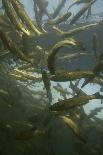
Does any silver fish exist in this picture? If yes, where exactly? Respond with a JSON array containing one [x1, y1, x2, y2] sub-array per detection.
[[57, 52, 86, 62], [46, 12, 72, 26], [92, 33, 99, 62], [70, 0, 96, 25], [50, 92, 103, 111], [41, 69, 52, 105]]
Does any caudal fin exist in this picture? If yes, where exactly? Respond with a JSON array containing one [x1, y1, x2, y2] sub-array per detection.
[[94, 92, 103, 99], [81, 77, 94, 89], [47, 91, 52, 106]]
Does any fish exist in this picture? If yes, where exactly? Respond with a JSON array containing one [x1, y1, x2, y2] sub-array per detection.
[[13, 121, 33, 128], [99, 52, 103, 61], [92, 33, 98, 62], [17, 63, 33, 70], [69, 81, 86, 96], [50, 71, 95, 82], [80, 61, 103, 89], [53, 22, 100, 39], [60, 116, 80, 135], [68, 0, 93, 10], [47, 39, 79, 75], [68, 0, 80, 10], [93, 61, 103, 76], [88, 107, 103, 118], [15, 128, 46, 140], [10, 0, 42, 36], [76, 0, 93, 3], [52, 25, 65, 36], [81, 77, 96, 89], [57, 52, 86, 62], [33, 0, 47, 33], [53, 83, 72, 97], [10, 69, 42, 82], [61, 22, 99, 38], [0, 89, 9, 96], [0, 14, 11, 28], [0, 51, 10, 58], [0, 31, 33, 64], [100, 87, 103, 92], [84, 62, 103, 89], [0, 5, 4, 10], [93, 78, 103, 87], [33, 0, 50, 18], [86, 6, 91, 20], [59, 116, 85, 143], [51, 0, 67, 19], [46, 12, 72, 26], [49, 92, 103, 111], [41, 69, 52, 105], [2, 0, 31, 36], [70, 0, 96, 25]]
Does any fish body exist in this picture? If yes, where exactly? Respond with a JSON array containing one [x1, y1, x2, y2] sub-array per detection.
[[86, 5, 91, 19], [51, 0, 67, 19], [0, 50, 10, 58], [53, 83, 72, 96], [92, 33, 98, 61], [11, 0, 42, 35], [68, 0, 94, 10], [0, 31, 33, 64], [34, 0, 49, 17], [47, 12, 71, 25], [69, 81, 86, 96], [50, 71, 95, 82], [70, 0, 96, 25], [61, 23, 99, 37], [99, 52, 103, 61], [60, 115, 85, 142], [76, 0, 93, 4], [10, 69, 42, 82], [93, 61, 103, 76], [0, 89, 8, 96], [57, 52, 85, 62], [53, 23, 99, 38], [15, 128, 46, 140], [42, 69, 52, 105], [2, 0, 31, 36], [33, 1, 47, 33], [0, 14, 11, 28], [47, 39, 78, 75], [60, 116, 80, 137], [68, 0, 92, 10], [88, 107, 103, 118], [50, 92, 103, 111], [81, 61, 103, 89], [94, 78, 103, 87]]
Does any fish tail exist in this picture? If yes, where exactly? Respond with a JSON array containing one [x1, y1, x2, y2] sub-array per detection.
[[94, 92, 103, 99], [81, 77, 94, 88], [47, 91, 52, 106], [78, 135, 87, 144], [77, 77, 95, 96], [76, 89, 81, 96]]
